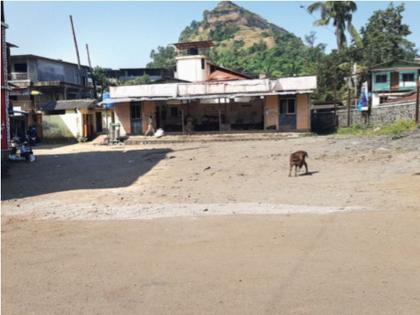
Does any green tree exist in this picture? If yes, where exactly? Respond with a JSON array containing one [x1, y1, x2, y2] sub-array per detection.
[[179, 20, 200, 42], [307, 1, 359, 51], [119, 75, 151, 86], [360, 3, 416, 67], [147, 46, 176, 69], [92, 66, 110, 99]]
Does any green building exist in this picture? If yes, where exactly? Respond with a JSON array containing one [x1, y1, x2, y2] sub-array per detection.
[[370, 60, 419, 106]]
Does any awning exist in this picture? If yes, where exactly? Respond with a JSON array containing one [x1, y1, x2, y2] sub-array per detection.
[[98, 97, 139, 107], [39, 99, 97, 111], [104, 90, 314, 104], [110, 76, 317, 99], [106, 76, 317, 106]]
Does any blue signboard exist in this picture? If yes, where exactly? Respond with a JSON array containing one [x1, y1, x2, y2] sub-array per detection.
[[102, 91, 113, 109]]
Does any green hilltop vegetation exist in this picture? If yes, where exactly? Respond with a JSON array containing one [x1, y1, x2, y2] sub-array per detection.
[[146, 1, 417, 102]]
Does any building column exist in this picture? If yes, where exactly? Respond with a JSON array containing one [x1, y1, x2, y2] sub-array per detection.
[[264, 95, 279, 131], [296, 94, 311, 131]]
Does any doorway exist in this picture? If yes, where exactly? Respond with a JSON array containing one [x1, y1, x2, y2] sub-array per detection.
[[279, 98, 296, 131], [95, 112, 103, 133], [82, 114, 95, 139], [130, 102, 142, 135], [391, 72, 399, 91]]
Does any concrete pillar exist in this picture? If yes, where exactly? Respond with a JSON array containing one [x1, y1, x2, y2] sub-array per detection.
[[296, 94, 311, 131], [264, 95, 279, 130]]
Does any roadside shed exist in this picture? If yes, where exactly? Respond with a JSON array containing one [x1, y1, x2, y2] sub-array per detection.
[[39, 99, 97, 141]]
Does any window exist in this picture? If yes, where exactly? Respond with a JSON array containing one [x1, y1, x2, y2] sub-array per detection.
[[375, 74, 387, 83], [379, 96, 388, 104], [170, 107, 178, 117], [280, 99, 296, 114], [14, 63, 27, 72], [402, 73, 415, 82], [201, 58, 205, 70]]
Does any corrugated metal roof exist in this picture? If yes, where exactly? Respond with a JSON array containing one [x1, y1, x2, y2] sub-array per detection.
[[174, 41, 214, 50], [110, 76, 317, 101]]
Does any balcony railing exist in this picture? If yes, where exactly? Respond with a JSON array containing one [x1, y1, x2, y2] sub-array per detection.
[[10, 72, 29, 80]]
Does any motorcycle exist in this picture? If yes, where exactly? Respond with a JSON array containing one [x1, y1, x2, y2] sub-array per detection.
[[9, 137, 36, 162]]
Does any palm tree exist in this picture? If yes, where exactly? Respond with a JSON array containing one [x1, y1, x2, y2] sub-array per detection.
[[307, 1, 359, 51]]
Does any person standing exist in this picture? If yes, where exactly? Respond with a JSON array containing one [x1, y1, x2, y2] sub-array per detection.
[[144, 115, 155, 136]]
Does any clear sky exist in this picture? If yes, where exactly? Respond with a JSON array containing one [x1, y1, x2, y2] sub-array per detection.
[[4, 1, 420, 69]]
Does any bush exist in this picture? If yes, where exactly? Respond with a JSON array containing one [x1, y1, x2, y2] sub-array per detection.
[[375, 119, 416, 136], [337, 124, 366, 135], [337, 119, 416, 137]]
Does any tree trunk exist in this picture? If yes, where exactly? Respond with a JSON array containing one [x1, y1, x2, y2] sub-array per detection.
[[336, 24, 342, 52]]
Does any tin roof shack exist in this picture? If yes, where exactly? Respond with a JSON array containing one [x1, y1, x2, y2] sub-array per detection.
[[310, 101, 344, 134], [39, 99, 97, 142], [107, 76, 316, 135], [8, 54, 94, 139], [370, 60, 420, 107]]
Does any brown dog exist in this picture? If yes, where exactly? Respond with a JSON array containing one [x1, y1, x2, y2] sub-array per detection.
[[289, 150, 308, 177]]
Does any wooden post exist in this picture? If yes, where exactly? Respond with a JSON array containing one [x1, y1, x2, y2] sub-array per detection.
[[347, 78, 351, 127], [105, 109, 108, 131], [218, 98, 222, 133], [181, 107, 185, 134], [416, 78, 419, 124]]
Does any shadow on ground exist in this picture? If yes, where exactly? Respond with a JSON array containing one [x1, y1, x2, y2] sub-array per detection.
[[299, 171, 319, 176], [1, 148, 172, 200]]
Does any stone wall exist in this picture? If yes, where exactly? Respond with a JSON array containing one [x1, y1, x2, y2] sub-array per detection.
[[337, 102, 417, 127]]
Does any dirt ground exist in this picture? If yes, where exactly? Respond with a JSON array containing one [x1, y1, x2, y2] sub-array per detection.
[[2, 131, 420, 314]]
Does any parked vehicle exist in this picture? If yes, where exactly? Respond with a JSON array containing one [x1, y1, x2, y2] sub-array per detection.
[[9, 137, 36, 162]]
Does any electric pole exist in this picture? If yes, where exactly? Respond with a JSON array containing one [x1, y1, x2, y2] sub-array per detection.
[[85, 44, 92, 68], [69, 15, 82, 98], [69, 15, 81, 70], [86, 43, 98, 99]]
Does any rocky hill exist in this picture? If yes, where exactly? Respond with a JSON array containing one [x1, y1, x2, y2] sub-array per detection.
[[149, 1, 319, 78], [179, 1, 292, 49]]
